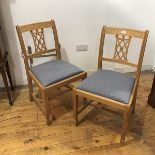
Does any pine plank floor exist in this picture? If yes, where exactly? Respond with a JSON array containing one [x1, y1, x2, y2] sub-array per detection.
[[0, 72, 155, 155]]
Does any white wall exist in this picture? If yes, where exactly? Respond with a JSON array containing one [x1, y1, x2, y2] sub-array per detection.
[[0, 0, 154, 86]]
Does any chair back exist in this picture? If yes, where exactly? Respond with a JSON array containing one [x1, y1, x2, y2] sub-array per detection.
[[16, 20, 61, 69], [98, 26, 149, 84]]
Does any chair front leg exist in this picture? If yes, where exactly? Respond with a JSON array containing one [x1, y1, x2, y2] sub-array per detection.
[[120, 110, 129, 144], [83, 97, 87, 105], [73, 93, 79, 126], [42, 90, 53, 125]]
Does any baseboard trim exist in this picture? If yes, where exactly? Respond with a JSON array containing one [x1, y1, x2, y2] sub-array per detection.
[[88, 65, 153, 75], [0, 65, 153, 89]]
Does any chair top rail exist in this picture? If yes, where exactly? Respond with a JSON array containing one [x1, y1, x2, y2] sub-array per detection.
[[105, 26, 146, 39], [17, 20, 55, 33]]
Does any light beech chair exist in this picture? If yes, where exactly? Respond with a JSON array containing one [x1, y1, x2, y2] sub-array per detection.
[[16, 20, 87, 125], [72, 26, 149, 144]]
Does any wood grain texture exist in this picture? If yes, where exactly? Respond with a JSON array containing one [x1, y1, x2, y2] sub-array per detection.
[[0, 72, 155, 155]]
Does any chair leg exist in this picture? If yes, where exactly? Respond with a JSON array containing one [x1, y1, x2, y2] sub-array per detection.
[[132, 102, 136, 114], [73, 93, 79, 126], [132, 89, 137, 114], [120, 110, 129, 144], [82, 75, 87, 106], [42, 91, 53, 125], [1, 67, 13, 105], [83, 97, 87, 105], [5, 61, 13, 91], [27, 76, 33, 101]]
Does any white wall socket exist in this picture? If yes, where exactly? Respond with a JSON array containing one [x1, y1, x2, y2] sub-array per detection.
[[76, 44, 88, 51]]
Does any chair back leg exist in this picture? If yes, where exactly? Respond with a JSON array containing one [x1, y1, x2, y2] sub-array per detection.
[[83, 97, 87, 105], [132, 87, 138, 114]]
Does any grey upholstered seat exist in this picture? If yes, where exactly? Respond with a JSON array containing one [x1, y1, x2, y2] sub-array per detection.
[[77, 70, 135, 104], [31, 60, 83, 86]]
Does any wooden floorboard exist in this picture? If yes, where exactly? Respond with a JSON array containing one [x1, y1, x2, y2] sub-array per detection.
[[0, 72, 155, 155]]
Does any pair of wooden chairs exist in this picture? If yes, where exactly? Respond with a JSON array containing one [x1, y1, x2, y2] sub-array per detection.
[[16, 20, 148, 144]]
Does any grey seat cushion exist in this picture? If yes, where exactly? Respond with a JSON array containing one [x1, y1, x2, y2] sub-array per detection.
[[31, 60, 83, 86], [77, 70, 135, 104]]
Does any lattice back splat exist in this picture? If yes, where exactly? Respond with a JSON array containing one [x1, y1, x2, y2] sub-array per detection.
[[114, 33, 132, 61], [30, 28, 47, 52]]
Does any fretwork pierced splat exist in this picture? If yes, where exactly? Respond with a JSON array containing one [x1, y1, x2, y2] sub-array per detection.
[[114, 33, 132, 61], [30, 28, 47, 52]]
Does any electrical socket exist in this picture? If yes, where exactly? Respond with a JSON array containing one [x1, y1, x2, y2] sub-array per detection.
[[76, 44, 88, 51]]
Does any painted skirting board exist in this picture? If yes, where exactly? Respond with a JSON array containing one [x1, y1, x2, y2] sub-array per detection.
[[23, 65, 153, 85], [0, 65, 153, 87], [88, 65, 153, 75]]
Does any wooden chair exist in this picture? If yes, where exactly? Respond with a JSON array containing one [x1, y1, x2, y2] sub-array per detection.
[[72, 26, 149, 144], [16, 20, 87, 125]]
